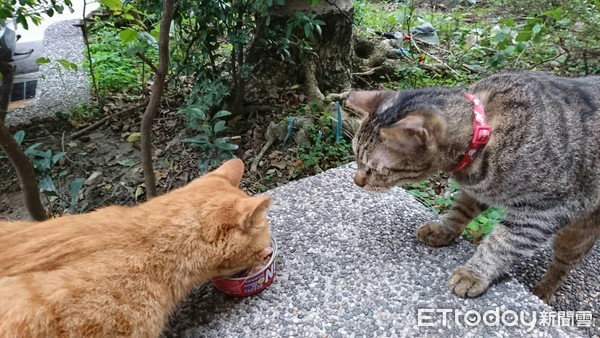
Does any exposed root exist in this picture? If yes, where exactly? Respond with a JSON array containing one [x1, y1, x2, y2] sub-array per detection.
[[304, 62, 326, 103], [250, 117, 313, 172]]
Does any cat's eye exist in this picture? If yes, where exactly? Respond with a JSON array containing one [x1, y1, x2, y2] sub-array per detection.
[[365, 167, 372, 175]]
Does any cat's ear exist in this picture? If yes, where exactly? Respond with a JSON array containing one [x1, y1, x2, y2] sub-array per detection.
[[346, 91, 394, 118], [237, 196, 272, 231], [213, 158, 245, 186], [380, 113, 446, 146]]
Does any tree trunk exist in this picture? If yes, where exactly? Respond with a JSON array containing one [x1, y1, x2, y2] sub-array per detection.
[[0, 62, 47, 221], [140, 0, 178, 199], [245, 0, 354, 104]]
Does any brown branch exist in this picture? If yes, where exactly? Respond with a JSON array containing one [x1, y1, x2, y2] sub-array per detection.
[[69, 100, 149, 139], [0, 62, 47, 221], [141, 0, 178, 199], [0, 63, 13, 124], [135, 51, 158, 74], [81, 0, 102, 108]]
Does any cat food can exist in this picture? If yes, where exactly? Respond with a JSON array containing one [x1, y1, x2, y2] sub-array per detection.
[[212, 238, 278, 297]]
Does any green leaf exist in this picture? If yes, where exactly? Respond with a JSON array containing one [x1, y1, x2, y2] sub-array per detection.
[[210, 157, 221, 167], [13, 130, 25, 145], [126, 132, 141, 142], [117, 159, 134, 166], [17, 15, 29, 30], [199, 158, 210, 173], [514, 42, 526, 53], [532, 23, 542, 36], [69, 178, 85, 202], [98, 0, 123, 12], [24, 143, 44, 157], [183, 135, 209, 144], [212, 110, 232, 120], [39, 176, 56, 192], [119, 28, 138, 43], [515, 30, 532, 42], [500, 18, 515, 27], [179, 107, 206, 120], [492, 31, 506, 44], [36, 57, 51, 64], [214, 137, 238, 150], [213, 120, 227, 133], [467, 221, 480, 231], [304, 23, 312, 39], [57, 59, 77, 71], [51, 152, 66, 165]]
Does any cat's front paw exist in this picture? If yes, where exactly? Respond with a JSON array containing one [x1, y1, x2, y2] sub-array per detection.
[[532, 283, 557, 305], [416, 221, 459, 247], [448, 266, 489, 298]]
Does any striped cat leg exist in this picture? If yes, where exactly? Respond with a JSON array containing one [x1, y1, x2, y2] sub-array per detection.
[[417, 191, 487, 247], [532, 210, 600, 304], [448, 213, 558, 298]]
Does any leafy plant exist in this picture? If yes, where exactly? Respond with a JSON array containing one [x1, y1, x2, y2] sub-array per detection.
[[406, 177, 505, 242], [55, 104, 101, 125], [0, 131, 86, 215], [464, 207, 505, 242], [181, 109, 238, 173], [0, 0, 73, 29], [82, 21, 154, 96], [284, 11, 326, 57], [293, 109, 353, 176], [23, 142, 86, 215], [36, 56, 79, 88], [406, 177, 460, 214]]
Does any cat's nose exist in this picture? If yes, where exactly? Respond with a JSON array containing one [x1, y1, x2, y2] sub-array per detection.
[[354, 171, 367, 187]]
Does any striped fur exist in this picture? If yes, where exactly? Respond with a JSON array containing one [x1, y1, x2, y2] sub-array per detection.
[[348, 71, 600, 303]]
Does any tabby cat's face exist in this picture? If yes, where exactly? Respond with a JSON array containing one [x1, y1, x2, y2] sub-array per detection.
[[352, 126, 439, 191], [348, 91, 446, 191]]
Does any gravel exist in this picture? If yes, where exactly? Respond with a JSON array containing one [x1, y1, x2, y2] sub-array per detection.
[[164, 163, 592, 337], [6, 19, 91, 127]]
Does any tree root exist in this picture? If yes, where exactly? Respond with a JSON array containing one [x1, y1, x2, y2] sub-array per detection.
[[304, 62, 326, 103], [251, 116, 313, 172]]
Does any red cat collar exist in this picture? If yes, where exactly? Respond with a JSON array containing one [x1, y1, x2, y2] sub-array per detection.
[[451, 93, 491, 172]]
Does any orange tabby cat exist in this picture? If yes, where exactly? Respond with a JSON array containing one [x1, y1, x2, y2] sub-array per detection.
[[0, 159, 272, 338]]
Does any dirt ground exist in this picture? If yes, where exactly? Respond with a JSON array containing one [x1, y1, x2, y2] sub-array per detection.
[[0, 90, 319, 220]]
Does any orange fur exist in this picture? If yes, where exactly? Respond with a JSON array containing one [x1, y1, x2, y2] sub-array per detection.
[[0, 159, 272, 338]]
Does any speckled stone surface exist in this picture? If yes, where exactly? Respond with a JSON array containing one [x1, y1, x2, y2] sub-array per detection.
[[164, 164, 591, 337], [6, 19, 90, 127]]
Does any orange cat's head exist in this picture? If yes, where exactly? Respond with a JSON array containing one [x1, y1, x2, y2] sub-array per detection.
[[160, 158, 273, 278]]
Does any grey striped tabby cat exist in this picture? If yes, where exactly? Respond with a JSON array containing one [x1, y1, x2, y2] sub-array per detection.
[[347, 71, 600, 303]]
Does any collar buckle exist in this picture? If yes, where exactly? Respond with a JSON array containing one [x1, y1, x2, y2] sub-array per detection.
[[472, 125, 490, 145]]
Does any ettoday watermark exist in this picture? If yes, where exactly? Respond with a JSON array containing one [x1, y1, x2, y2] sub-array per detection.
[[417, 308, 594, 332]]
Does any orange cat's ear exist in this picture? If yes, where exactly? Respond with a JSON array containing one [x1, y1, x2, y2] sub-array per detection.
[[346, 91, 392, 118], [213, 158, 245, 186], [237, 196, 272, 231]]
